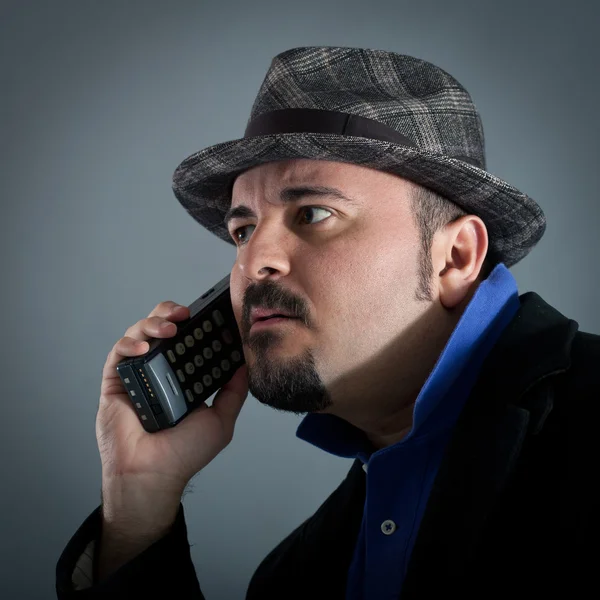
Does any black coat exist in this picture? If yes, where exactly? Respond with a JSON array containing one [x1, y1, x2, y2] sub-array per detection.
[[56, 291, 599, 599]]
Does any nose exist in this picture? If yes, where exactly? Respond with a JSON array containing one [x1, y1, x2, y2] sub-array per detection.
[[236, 220, 293, 282]]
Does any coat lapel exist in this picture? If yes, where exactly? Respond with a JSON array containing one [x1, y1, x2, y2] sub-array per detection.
[[400, 292, 579, 597]]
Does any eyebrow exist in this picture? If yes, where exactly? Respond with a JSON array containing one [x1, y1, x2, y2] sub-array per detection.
[[223, 185, 359, 229]]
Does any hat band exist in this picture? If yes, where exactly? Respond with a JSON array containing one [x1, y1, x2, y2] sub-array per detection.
[[244, 108, 417, 146], [244, 108, 480, 167]]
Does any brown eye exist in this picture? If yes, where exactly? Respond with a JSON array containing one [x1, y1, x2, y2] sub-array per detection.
[[298, 206, 332, 225], [232, 207, 332, 246], [233, 224, 255, 245]]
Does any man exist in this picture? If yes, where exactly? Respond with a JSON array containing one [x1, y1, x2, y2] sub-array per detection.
[[56, 47, 597, 599]]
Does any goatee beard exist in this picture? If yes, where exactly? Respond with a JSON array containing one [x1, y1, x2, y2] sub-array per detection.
[[246, 336, 331, 415]]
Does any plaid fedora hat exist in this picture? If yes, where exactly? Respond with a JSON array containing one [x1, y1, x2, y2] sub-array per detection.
[[172, 46, 546, 267]]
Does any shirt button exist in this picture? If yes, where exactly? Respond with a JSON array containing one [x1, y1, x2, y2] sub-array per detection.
[[381, 519, 396, 535]]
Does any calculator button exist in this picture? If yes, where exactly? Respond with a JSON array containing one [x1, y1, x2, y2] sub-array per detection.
[[193, 382, 204, 395], [222, 329, 233, 345], [221, 359, 230, 372], [185, 389, 194, 403], [167, 350, 177, 364], [203, 347, 213, 360], [175, 343, 186, 355], [184, 335, 195, 348], [193, 328, 204, 340], [231, 350, 241, 362], [184, 362, 195, 375], [176, 369, 185, 383], [212, 310, 225, 326], [212, 367, 221, 379], [194, 354, 204, 367], [212, 340, 222, 352], [202, 374, 213, 387], [202, 320, 213, 333]]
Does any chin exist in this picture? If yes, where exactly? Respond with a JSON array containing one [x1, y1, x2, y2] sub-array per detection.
[[246, 345, 332, 415]]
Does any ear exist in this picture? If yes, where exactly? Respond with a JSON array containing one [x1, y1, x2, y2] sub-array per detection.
[[432, 215, 489, 309]]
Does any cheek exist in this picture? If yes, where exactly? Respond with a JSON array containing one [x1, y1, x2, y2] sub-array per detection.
[[229, 275, 245, 326], [315, 232, 420, 338], [325, 227, 416, 288]]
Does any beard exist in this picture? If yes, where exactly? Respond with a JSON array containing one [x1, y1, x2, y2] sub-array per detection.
[[245, 328, 332, 415]]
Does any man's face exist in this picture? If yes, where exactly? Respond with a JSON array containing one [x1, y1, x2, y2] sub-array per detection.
[[227, 159, 432, 417]]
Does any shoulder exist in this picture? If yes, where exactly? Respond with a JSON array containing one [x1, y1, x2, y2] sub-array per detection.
[[553, 327, 600, 402], [537, 327, 598, 464], [570, 329, 600, 372]]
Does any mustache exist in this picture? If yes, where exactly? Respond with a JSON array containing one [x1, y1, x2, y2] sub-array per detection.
[[242, 281, 308, 329]]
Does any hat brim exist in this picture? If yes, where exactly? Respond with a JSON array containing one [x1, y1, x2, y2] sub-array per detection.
[[171, 132, 545, 268]]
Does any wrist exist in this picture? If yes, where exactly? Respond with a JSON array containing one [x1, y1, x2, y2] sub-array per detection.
[[101, 474, 183, 530], [97, 476, 184, 582]]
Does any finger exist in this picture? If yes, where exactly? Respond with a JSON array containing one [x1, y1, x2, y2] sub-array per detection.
[[105, 310, 187, 375], [211, 364, 249, 425], [102, 302, 191, 389], [123, 315, 176, 341], [123, 304, 190, 340], [103, 336, 151, 380], [148, 301, 190, 321]]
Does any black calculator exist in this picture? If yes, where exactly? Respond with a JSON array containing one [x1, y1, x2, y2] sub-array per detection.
[[116, 274, 245, 433]]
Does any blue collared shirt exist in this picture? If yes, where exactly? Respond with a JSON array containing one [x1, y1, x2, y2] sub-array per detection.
[[296, 263, 520, 599]]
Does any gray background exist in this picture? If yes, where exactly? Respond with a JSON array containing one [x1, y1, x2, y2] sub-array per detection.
[[1, 0, 598, 598]]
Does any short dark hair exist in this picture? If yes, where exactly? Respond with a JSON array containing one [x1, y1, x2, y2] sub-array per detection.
[[410, 184, 499, 301]]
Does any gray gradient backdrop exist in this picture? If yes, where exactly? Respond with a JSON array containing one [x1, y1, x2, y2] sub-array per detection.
[[2, 1, 598, 598]]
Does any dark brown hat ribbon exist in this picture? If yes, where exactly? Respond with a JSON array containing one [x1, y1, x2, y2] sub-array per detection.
[[244, 108, 480, 166]]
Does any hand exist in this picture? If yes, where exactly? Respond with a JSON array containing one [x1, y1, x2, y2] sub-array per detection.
[[97, 301, 249, 494]]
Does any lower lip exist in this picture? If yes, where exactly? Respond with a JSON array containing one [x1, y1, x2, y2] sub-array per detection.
[[251, 317, 296, 331]]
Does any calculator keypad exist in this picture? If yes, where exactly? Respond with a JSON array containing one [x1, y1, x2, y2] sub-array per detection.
[[162, 306, 242, 406]]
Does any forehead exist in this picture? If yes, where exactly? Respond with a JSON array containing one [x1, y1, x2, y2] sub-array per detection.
[[232, 159, 344, 194], [231, 159, 408, 201]]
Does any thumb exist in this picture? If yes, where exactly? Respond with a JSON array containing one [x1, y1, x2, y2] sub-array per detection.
[[211, 364, 249, 423]]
